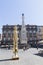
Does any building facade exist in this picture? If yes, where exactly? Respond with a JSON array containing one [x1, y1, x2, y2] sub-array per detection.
[[26, 24, 37, 46], [37, 26, 43, 41], [2, 25, 14, 48], [1, 24, 37, 48], [2, 24, 21, 48]]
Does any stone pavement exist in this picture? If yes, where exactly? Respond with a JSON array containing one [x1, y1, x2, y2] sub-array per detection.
[[0, 48, 43, 65]]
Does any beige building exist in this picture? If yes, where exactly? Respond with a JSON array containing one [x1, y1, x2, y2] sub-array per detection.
[[40, 26, 43, 40], [37, 26, 43, 41]]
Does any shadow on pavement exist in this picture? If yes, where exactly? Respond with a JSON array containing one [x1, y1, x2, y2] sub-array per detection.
[[35, 50, 43, 57], [0, 58, 19, 62], [35, 53, 43, 57], [0, 59, 13, 62]]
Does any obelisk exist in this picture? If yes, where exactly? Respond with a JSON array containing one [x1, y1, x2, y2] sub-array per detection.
[[20, 13, 27, 45]]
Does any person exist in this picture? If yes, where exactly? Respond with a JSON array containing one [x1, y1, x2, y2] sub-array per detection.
[[36, 41, 38, 50], [23, 46, 25, 51]]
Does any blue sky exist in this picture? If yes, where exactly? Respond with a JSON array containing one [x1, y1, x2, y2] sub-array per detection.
[[0, 0, 43, 33]]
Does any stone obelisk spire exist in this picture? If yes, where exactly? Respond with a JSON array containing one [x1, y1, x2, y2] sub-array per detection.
[[20, 13, 27, 45], [22, 13, 25, 27]]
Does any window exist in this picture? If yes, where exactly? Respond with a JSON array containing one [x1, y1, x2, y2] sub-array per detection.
[[3, 31, 6, 33], [30, 38, 32, 40], [33, 30, 36, 33], [33, 26, 35, 28], [29, 30, 32, 33], [4, 38, 6, 41], [8, 37, 10, 40], [29, 26, 31, 29], [8, 30, 11, 33], [8, 33, 11, 37]]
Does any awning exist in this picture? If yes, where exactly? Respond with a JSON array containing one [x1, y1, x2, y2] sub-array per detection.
[[38, 40, 43, 43]]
